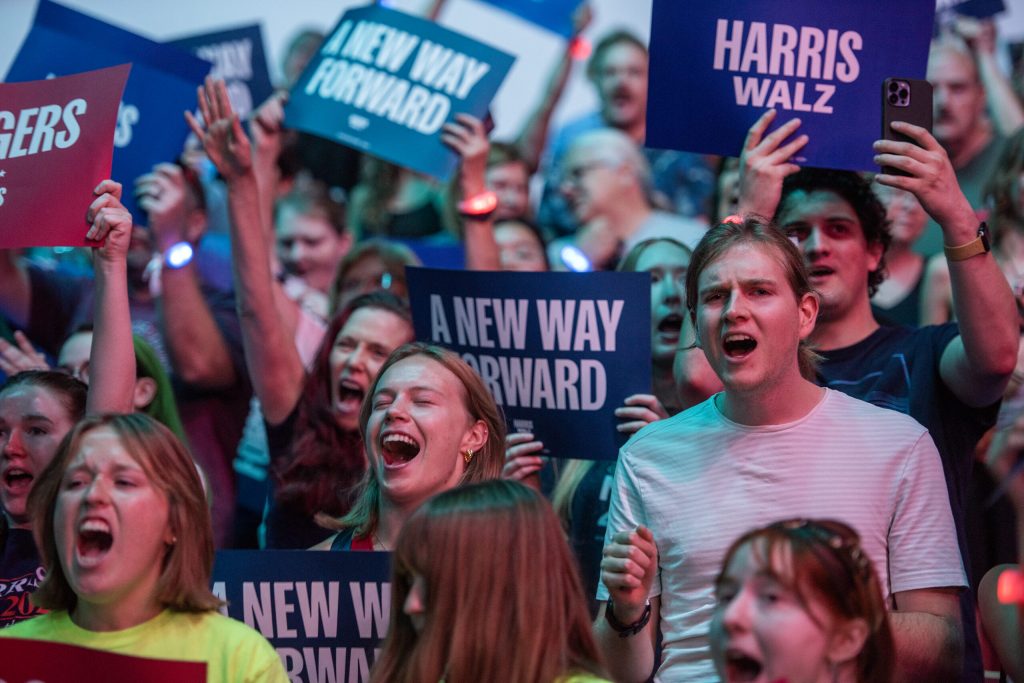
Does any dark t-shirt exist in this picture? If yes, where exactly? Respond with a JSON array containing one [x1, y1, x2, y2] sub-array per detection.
[[817, 323, 996, 683], [567, 460, 616, 619], [0, 527, 46, 629]]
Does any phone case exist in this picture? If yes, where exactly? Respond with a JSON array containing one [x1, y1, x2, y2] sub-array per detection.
[[881, 77, 933, 175]]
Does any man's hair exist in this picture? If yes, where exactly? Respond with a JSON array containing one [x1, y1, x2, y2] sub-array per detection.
[[586, 30, 647, 82], [777, 168, 891, 296], [29, 413, 222, 613], [372, 480, 607, 683], [566, 128, 654, 199], [685, 217, 821, 380]]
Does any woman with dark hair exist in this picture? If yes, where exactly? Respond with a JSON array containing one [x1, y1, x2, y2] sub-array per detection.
[[188, 79, 416, 548], [264, 292, 414, 548], [2, 413, 285, 680], [710, 519, 895, 683], [372, 479, 609, 683], [316, 343, 506, 551]]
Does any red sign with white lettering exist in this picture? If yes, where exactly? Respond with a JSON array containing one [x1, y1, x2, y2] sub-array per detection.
[[0, 637, 205, 682], [0, 64, 129, 248]]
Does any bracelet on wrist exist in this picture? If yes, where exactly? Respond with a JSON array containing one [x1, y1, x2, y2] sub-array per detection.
[[163, 241, 196, 269], [605, 599, 651, 638], [457, 190, 498, 220]]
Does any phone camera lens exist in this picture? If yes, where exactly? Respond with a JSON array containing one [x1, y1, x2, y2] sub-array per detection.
[[898, 88, 909, 100], [888, 93, 899, 105], [889, 82, 899, 92]]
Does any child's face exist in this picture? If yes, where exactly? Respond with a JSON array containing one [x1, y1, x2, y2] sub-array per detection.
[[710, 540, 839, 683]]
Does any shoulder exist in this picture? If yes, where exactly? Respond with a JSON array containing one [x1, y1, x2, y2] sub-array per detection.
[[168, 611, 275, 652], [821, 389, 930, 437], [556, 673, 613, 683], [1, 611, 67, 640], [622, 398, 718, 457]]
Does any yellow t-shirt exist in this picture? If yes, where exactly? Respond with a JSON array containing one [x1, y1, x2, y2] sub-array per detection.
[[2, 609, 286, 683]]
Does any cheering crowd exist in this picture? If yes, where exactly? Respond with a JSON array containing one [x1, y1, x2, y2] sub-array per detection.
[[0, 2, 1023, 682]]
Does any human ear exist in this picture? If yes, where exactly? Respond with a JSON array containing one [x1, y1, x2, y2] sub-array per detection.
[[797, 292, 819, 340], [459, 419, 488, 456], [132, 377, 158, 411], [826, 617, 870, 667]]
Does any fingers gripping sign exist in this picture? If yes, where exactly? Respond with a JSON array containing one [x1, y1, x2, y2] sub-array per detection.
[[502, 432, 546, 490], [615, 393, 669, 435], [185, 76, 253, 181], [602, 525, 658, 620]]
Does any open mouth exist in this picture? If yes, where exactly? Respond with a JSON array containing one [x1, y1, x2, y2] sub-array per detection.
[[724, 649, 763, 682], [808, 265, 834, 279], [723, 334, 757, 359], [657, 313, 683, 339], [336, 378, 366, 416], [3, 468, 33, 493], [77, 519, 113, 567], [381, 433, 421, 468]]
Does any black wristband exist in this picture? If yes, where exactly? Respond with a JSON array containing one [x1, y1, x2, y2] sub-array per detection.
[[605, 599, 651, 638]]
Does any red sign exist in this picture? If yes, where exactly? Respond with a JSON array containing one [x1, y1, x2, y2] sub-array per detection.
[[0, 64, 129, 248], [0, 637, 205, 682]]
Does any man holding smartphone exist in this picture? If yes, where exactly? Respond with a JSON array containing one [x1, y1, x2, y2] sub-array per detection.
[[736, 108, 1018, 683]]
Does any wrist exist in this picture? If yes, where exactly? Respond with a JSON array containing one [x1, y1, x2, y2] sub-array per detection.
[[605, 598, 652, 637]]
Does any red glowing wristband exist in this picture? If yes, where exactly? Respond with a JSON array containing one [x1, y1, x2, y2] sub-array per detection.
[[457, 190, 498, 219]]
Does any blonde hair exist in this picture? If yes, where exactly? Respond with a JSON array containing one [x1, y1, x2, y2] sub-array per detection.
[[323, 343, 506, 537], [29, 413, 221, 613]]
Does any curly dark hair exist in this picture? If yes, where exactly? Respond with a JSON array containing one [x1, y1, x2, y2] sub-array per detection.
[[777, 168, 891, 296]]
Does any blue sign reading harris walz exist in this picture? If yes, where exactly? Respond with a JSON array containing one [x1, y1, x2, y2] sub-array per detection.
[[212, 550, 392, 683], [407, 268, 651, 461], [647, 0, 935, 172], [5, 1, 211, 222], [285, 5, 515, 181]]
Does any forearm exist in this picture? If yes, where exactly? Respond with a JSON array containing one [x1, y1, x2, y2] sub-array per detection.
[[889, 610, 962, 683], [976, 51, 1024, 137], [593, 603, 657, 683], [87, 260, 136, 414], [158, 264, 237, 389], [0, 251, 30, 329], [463, 221, 501, 270], [227, 171, 306, 424], [516, 49, 573, 173], [945, 209, 1018, 383]]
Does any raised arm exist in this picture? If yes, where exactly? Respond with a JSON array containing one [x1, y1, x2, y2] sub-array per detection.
[[735, 109, 808, 220], [85, 180, 137, 414], [442, 114, 500, 270], [186, 78, 306, 424], [0, 250, 31, 330], [875, 122, 1018, 406], [515, 3, 592, 173], [138, 163, 237, 389], [955, 18, 1024, 137]]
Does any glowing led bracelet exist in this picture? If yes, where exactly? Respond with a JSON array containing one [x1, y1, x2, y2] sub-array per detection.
[[457, 190, 498, 219], [164, 242, 195, 269], [560, 245, 592, 272]]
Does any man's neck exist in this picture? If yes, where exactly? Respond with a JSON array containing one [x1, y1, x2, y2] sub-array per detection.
[[614, 118, 646, 146], [604, 197, 653, 242], [718, 375, 825, 426], [810, 297, 879, 351], [944, 124, 993, 170]]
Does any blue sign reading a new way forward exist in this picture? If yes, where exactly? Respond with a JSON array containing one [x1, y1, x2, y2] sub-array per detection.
[[285, 5, 514, 181]]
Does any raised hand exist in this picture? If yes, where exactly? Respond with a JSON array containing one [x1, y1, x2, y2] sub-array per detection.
[[0, 331, 50, 376], [502, 432, 546, 489], [736, 109, 808, 219], [601, 525, 658, 620], [873, 122, 977, 231], [86, 180, 133, 266], [185, 76, 252, 181], [135, 163, 204, 251]]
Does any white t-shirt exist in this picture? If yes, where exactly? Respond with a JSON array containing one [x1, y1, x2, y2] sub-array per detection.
[[597, 388, 966, 682]]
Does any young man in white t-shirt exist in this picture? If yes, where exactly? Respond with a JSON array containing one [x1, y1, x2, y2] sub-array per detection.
[[594, 219, 966, 683]]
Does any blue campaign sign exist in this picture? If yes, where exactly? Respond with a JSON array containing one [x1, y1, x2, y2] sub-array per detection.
[[285, 5, 515, 181], [949, 0, 1006, 18], [212, 550, 392, 683], [646, 0, 935, 172], [169, 24, 275, 120], [5, 1, 211, 222], [477, 0, 583, 38], [406, 267, 651, 461]]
